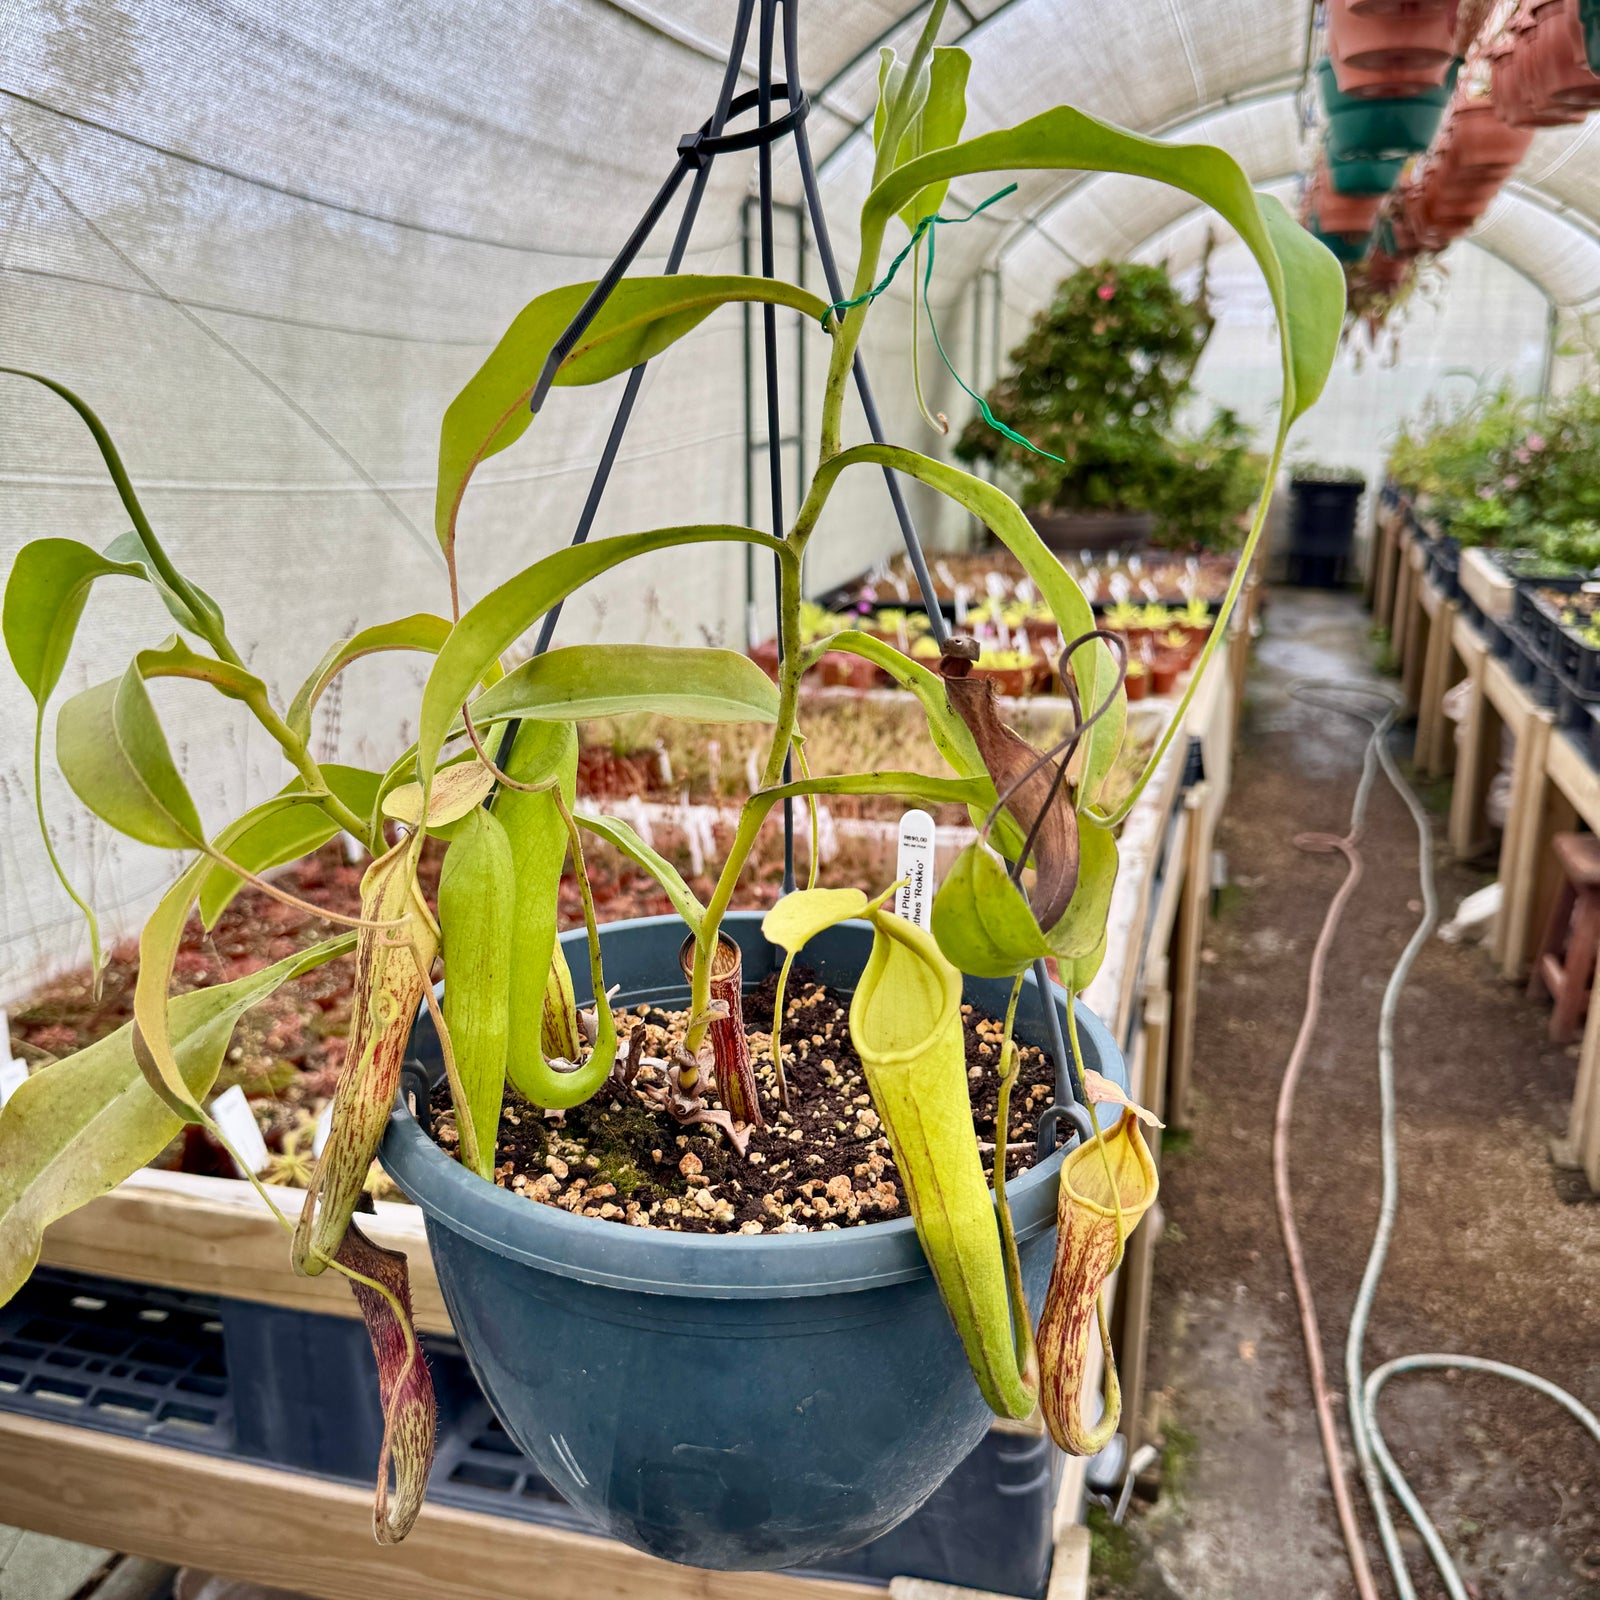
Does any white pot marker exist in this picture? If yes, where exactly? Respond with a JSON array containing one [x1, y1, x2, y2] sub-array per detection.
[[894, 809, 938, 931], [209, 1083, 271, 1176]]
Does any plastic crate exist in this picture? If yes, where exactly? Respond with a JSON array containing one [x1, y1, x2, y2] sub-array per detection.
[[1, 1268, 1065, 1598], [1504, 623, 1558, 709]]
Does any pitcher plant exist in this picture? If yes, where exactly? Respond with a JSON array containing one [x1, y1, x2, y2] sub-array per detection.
[[0, 0, 1344, 1543]]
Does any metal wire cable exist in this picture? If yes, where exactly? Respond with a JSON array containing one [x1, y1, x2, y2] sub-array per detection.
[[1276, 677, 1600, 1600]]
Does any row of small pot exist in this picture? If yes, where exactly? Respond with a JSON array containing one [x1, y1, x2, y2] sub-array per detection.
[[1311, 0, 1600, 283]]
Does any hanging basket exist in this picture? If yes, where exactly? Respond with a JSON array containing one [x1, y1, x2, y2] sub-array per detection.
[[381, 911, 1129, 1572]]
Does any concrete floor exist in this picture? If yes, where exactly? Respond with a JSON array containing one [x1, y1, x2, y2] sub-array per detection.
[[1097, 589, 1600, 1599]]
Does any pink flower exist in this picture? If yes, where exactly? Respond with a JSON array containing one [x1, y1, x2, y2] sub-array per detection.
[[1503, 474, 1521, 490], [1097, 282, 1116, 301], [1526, 433, 1546, 452]]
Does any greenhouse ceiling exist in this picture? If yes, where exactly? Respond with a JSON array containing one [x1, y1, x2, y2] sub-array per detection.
[[6, 0, 1599, 315]]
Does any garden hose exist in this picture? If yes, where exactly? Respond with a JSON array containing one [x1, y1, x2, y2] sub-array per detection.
[[1273, 679, 1600, 1600]]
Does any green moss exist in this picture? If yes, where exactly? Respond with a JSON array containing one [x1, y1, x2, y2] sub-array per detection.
[[1160, 1421, 1198, 1502], [1087, 1505, 1140, 1589]]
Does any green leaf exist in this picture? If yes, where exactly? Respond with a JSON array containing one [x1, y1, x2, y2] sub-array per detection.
[[197, 766, 382, 928], [874, 47, 932, 162], [136, 635, 272, 715], [438, 277, 829, 556], [287, 614, 456, 744], [132, 856, 216, 1119], [897, 47, 971, 230], [104, 530, 227, 641], [0, 371, 225, 647], [857, 113, 1344, 822], [136, 794, 349, 1119], [417, 525, 785, 789], [931, 843, 1048, 979], [0, 935, 354, 1306], [863, 111, 1343, 430], [2, 538, 146, 705], [2, 537, 152, 974], [762, 887, 871, 954], [1045, 818, 1118, 960], [759, 769, 991, 810], [461, 644, 779, 731], [802, 631, 983, 778], [56, 662, 204, 849], [817, 444, 1124, 805], [574, 810, 705, 936]]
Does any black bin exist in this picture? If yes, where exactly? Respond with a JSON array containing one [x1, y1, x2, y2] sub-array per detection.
[[1287, 476, 1366, 589]]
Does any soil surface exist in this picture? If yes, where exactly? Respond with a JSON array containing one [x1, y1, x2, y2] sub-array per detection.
[[1095, 589, 1600, 1599], [438, 971, 1057, 1234], [8, 841, 782, 1183]]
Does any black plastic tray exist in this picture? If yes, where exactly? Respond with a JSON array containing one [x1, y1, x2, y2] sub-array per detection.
[[0, 1268, 1064, 1598]]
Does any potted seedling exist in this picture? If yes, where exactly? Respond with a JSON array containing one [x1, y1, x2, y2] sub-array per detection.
[[1103, 598, 1145, 645], [0, 5, 1342, 1570], [1123, 657, 1151, 702]]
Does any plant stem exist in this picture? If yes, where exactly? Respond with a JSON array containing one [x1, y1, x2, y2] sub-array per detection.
[[683, 0, 952, 1062]]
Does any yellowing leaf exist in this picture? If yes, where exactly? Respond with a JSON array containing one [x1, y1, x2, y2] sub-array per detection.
[[383, 759, 494, 827], [761, 888, 870, 955]]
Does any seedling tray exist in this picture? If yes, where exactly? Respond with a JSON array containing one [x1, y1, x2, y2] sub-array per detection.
[[1513, 578, 1586, 658], [1504, 623, 1559, 709], [0, 1268, 1063, 1599]]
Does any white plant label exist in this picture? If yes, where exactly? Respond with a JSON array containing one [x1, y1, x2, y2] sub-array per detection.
[[313, 1101, 334, 1158], [0, 1010, 10, 1062], [0, 1058, 28, 1107], [894, 809, 937, 930], [210, 1084, 270, 1176]]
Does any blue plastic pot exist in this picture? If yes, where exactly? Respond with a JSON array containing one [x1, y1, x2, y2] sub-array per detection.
[[381, 911, 1127, 1572]]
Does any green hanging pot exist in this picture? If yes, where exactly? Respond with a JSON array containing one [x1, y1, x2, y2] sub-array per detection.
[[1328, 153, 1407, 196], [1311, 228, 1372, 263], [1319, 58, 1453, 160], [1581, 0, 1600, 73]]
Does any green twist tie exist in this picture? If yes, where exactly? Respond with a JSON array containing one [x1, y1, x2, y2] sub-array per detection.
[[821, 182, 1064, 464]]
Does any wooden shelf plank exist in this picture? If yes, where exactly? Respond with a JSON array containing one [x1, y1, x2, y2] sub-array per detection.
[[38, 1169, 450, 1334], [0, 1412, 881, 1600]]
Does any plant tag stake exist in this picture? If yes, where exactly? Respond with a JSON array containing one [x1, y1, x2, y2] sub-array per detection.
[[0, 1010, 10, 1061], [894, 809, 937, 930], [314, 1101, 334, 1158], [210, 1084, 270, 1176], [0, 1058, 28, 1107]]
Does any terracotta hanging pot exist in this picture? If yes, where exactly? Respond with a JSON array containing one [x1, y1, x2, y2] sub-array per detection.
[[1317, 186, 1386, 233], [1330, 0, 1456, 71], [1365, 249, 1413, 289], [1437, 93, 1535, 175], [1493, 13, 1588, 123], [1332, 40, 1457, 96], [1349, 0, 1453, 14]]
